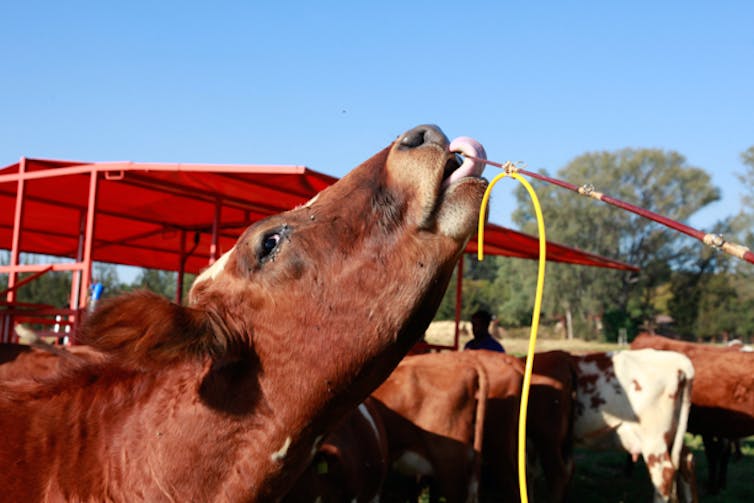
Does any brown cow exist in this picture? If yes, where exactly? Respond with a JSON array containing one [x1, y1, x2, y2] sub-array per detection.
[[0, 342, 33, 365], [283, 397, 389, 502], [0, 342, 101, 381], [461, 350, 526, 502], [0, 124, 488, 502], [468, 350, 576, 503], [631, 333, 754, 493], [520, 350, 578, 503], [371, 351, 490, 502], [290, 350, 525, 502]]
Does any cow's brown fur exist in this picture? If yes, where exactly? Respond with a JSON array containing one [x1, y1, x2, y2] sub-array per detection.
[[521, 350, 578, 503], [459, 350, 525, 502], [372, 351, 490, 502], [0, 125, 487, 502]]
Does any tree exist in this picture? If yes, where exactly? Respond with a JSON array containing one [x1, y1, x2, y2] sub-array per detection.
[[512, 148, 720, 340], [132, 268, 177, 300], [738, 146, 754, 214], [735, 146, 754, 250], [435, 256, 501, 321]]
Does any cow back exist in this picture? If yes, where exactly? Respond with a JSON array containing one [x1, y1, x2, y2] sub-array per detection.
[[372, 351, 488, 502], [632, 333, 754, 438]]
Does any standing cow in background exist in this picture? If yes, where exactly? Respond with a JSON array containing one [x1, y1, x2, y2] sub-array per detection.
[[572, 350, 695, 502], [631, 333, 754, 494], [283, 397, 389, 502], [521, 350, 578, 503], [372, 351, 490, 502], [0, 124, 489, 502]]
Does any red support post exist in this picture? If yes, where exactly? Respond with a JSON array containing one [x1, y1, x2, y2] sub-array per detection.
[[78, 171, 99, 312], [209, 198, 222, 264], [6, 158, 26, 304], [176, 230, 186, 304], [3, 158, 27, 343], [69, 211, 86, 312]]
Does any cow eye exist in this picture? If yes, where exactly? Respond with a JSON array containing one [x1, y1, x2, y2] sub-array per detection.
[[256, 225, 291, 264], [259, 233, 281, 261]]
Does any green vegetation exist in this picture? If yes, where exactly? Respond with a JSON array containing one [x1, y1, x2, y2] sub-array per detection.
[[569, 436, 754, 503]]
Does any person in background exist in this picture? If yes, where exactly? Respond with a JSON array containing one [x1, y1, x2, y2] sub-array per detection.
[[464, 309, 505, 352]]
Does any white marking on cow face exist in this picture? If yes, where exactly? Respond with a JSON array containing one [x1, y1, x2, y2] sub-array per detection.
[[270, 436, 292, 462], [303, 193, 319, 208], [190, 247, 235, 291], [393, 451, 433, 476]]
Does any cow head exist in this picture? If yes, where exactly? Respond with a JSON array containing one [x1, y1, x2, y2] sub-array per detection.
[[188, 125, 486, 399]]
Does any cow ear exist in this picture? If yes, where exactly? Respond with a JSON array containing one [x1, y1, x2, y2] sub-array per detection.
[[78, 290, 218, 369], [197, 304, 262, 414], [198, 349, 262, 414]]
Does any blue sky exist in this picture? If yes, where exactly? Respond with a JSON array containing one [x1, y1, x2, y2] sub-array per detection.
[[2, 1, 753, 233]]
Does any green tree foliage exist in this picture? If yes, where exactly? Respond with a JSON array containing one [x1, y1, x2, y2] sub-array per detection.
[[735, 146, 754, 249], [739, 146, 754, 214], [132, 268, 177, 300], [10, 255, 73, 307], [490, 257, 539, 327], [512, 148, 720, 340]]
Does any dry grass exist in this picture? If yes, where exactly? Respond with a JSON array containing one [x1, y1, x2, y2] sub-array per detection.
[[423, 320, 622, 355]]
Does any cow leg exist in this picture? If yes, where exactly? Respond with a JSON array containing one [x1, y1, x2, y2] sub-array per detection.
[[702, 434, 721, 494], [641, 442, 677, 502], [536, 444, 573, 502], [718, 437, 731, 490], [677, 445, 698, 503], [624, 452, 636, 476], [429, 448, 478, 503]]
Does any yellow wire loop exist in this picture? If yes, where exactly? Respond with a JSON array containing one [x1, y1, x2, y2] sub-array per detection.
[[477, 169, 546, 503]]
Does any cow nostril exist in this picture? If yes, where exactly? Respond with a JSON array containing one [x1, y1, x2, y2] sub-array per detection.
[[400, 128, 427, 149], [399, 125, 447, 150]]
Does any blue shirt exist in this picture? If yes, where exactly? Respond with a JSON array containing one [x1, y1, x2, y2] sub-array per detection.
[[464, 335, 505, 352]]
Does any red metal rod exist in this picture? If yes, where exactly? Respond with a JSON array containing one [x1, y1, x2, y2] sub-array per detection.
[[0, 265, 54, 298], [468, 156, 754, 265]]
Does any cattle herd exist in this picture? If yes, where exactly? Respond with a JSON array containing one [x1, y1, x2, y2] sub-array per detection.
[[0, 125, 751, 502]]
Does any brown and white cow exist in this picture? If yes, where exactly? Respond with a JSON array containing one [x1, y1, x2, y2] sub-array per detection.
[[0, 125, 489, 502], [632, 333, 754, 493], [571, 349, 695, 502]]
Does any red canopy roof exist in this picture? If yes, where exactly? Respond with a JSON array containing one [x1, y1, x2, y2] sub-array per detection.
[[0, 158, 638, 274]]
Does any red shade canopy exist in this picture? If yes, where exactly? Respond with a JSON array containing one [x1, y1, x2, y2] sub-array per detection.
[[0, 158, 638, 275]]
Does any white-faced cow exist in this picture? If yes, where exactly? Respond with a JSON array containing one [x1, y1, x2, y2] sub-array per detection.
[[0, 125, 488, 502], [571, 350, 695, 502], [632, 332, 754, 494]]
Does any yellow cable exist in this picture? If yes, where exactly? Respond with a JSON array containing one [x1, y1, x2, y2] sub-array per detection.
[[478, 170, 546, 503]]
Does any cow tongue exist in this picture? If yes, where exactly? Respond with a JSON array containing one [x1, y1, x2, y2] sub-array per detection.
[[446, 136, 487, 187]]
